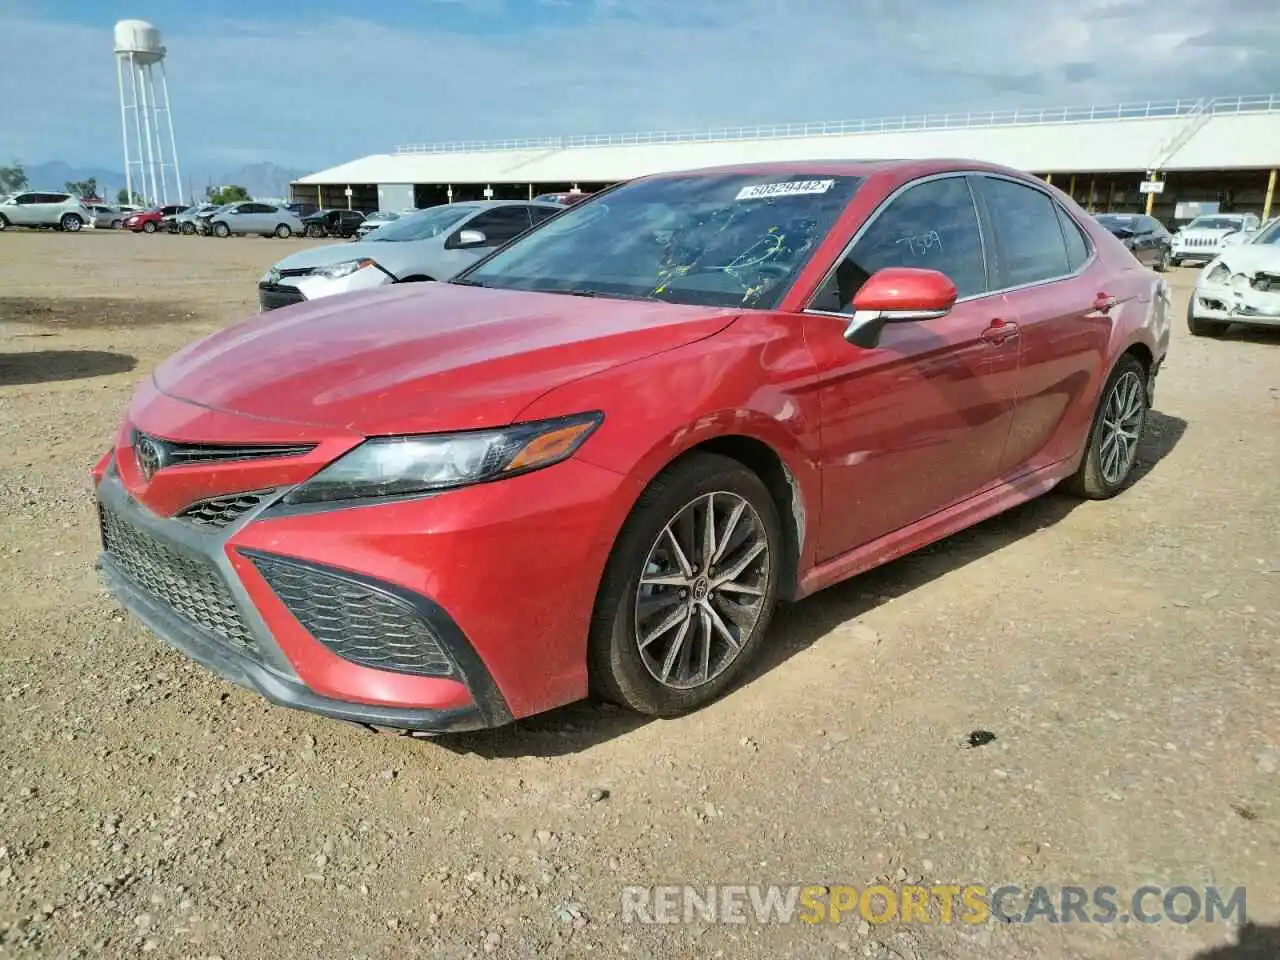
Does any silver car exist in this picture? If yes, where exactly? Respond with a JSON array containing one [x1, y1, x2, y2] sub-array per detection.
[[352, 210, 401, 240], [205, 201, 306, 239], [0, 191, 92, 232], [172, 203, 218, 235], [257, 200, 561, 310]]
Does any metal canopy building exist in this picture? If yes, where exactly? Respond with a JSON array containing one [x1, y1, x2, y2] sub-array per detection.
[[293, 93, 1280, 221]]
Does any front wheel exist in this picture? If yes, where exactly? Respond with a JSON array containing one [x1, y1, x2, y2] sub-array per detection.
[[180, 222, 195, 235], [274, 224, 292, 239], [142, 220, 157, 234], [0, 214, 8, 232], [306, 224, 324, 239], [212, 222, 230, 238], [1064, 354, 1149, 500], [588, 452, 782, 716], [1154, 248, 1171, 273], [61, 214, 84, 233]]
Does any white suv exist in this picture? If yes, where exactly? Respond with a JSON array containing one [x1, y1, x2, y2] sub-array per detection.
[[0, 192, 92, 232]]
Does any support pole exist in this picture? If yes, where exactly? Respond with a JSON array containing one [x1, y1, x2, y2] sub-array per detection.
[[159, 62, 182, 206], [1045, 173, 1053, 185], [1144, 172, 1156, 216], [1264, 168, 1277, 221], [1068, 174, 1076, 201], [116, 56, 133, 207]]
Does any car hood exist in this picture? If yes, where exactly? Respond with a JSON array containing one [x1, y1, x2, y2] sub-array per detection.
[[1209, 245, 1280, 274], [153, 283, 741, 435], [270, 239, 429, 274]]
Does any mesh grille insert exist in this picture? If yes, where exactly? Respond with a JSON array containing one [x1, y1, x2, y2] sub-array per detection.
[[178, 490, 274, 529], [249, 554, 455, 677], [99, 503, 258, 658]]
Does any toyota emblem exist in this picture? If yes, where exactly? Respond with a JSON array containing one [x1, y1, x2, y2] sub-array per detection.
[[134, 435, 164, 481]]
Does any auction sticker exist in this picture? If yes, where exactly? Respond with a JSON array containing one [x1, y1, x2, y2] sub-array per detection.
[[736, 179, 835, 201]]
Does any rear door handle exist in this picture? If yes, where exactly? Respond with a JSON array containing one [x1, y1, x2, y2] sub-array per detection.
[[981, 319, 1019, 345], [1094, 293, 1120, 312]]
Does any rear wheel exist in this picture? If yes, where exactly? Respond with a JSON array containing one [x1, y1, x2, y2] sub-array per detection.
[[142, 220, 157, 234], [306, 224, 324, 239], [60, 213, 84, 233], [274, 223, 292, 239], [1064, 354, 1149, 500], [588, 452, 782, 716]]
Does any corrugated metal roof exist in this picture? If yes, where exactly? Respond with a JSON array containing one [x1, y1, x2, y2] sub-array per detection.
[[295, 94, 1280, 186]]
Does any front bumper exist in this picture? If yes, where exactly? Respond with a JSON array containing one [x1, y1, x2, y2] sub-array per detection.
[[1172, 246, 1220, 263], [95, 467, 512, 733], [257, 265, 392, 311], [1191, 284, 1280, 328]]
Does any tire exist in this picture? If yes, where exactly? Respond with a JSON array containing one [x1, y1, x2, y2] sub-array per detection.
[[1186, 295, 1229, 338], [212, 222, 230, 238], [306, 224, 324, 239], [0, 214, 8, 232], [1064, 354, 1149, 500], [588, 452, 782, 716], [142, 220, 157, 234], [61, 213, 84, 233], [274, 224, 292, 239], [1154, 248, 1171, 273], [180, 222, 195, 235], [110, 219, 123, 230]]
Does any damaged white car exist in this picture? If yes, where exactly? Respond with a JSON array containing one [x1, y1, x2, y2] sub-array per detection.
[[1188, 218, 1280, 337], [1170, 213, 1260, 266]]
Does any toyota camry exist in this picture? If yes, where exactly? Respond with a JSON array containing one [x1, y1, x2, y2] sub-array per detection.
[[93, 159, 1170, 734]]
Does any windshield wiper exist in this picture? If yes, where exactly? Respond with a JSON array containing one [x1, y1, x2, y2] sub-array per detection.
[[542, 287, 658, 302], [449, 277, 488, 288]]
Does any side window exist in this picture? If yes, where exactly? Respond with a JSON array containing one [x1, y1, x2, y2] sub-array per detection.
[[528, 205, 560, 226], [980, 177, 1071, 287], [37, 193, 68, 204], [257, 204, 278, 215], [466, 207, 534, 246], [810, 175, 988, 313], [1056, 205, 1091, 273]]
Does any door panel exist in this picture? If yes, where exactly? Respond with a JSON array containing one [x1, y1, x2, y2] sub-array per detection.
[[808, 299, 1018, 561]]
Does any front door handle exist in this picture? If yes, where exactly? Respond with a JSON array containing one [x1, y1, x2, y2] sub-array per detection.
[[981, 318, 1019, 345]]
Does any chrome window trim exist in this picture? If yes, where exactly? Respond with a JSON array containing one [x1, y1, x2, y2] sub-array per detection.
[[801, 169, 1098, 317]]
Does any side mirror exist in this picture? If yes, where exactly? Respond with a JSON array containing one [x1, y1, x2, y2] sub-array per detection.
[[454, 228, 487, 249], [844, 267, 957, 348]]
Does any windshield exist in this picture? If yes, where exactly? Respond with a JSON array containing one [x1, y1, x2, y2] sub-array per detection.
[[459, 173, 863, 308], [1096, 214, 1139, 234], [367, 205, 471, 242], [1249, 220, 1280, 245], [1187, 216, 1244, 231]]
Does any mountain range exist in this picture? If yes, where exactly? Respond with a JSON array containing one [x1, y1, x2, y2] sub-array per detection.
[[20, 160, 309, 202]]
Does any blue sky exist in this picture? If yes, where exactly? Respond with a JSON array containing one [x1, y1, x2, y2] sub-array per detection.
[[3, 0, 1279, 179]]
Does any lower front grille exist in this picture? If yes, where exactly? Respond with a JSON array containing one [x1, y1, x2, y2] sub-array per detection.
[[258, 283, 306, 311], [249, 554, 456, 677], [100, 503, 258, 658]]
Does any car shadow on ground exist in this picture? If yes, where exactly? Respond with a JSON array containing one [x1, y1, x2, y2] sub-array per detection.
[[0, 349, 137, 386], [433, 410, 1188, 759], [1220, 325, 1280, 345], [1192, 923, 1280, 958]]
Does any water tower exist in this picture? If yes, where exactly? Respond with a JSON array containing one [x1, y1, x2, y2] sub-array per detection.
[[114, 20, 183, 207]]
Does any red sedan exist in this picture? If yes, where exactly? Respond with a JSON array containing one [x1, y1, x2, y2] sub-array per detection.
[[93, 159, 1170, 733], [124, 204, 184, 233]]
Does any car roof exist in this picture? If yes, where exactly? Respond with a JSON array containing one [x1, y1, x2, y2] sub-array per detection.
[[631, 157, 1035, 184]]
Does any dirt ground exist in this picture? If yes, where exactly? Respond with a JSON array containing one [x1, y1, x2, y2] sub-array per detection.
[[0, 230, 1277, 960]]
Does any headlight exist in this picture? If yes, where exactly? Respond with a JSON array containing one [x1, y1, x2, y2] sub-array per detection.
[[1230, 272, 1251, 293], [1205, 261, 1230, 284], [314, 258, 376, 280], [283, 412, 604, 505]]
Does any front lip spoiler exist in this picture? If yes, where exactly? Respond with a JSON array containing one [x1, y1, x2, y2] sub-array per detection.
[[97, 555, 494, 735]]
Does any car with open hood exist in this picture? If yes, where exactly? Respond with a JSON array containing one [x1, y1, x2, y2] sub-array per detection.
[[1187, 216, 1280, 336], [93, 159, 1170, 734], [256, 200, 561, 311]]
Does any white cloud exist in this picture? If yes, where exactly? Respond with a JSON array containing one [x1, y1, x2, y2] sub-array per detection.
[[1, 0, 1277, 174]]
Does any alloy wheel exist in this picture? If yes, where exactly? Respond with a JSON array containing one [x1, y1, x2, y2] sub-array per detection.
[[633, 491, 771, 690], [1098, 370, 1145, 486]]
